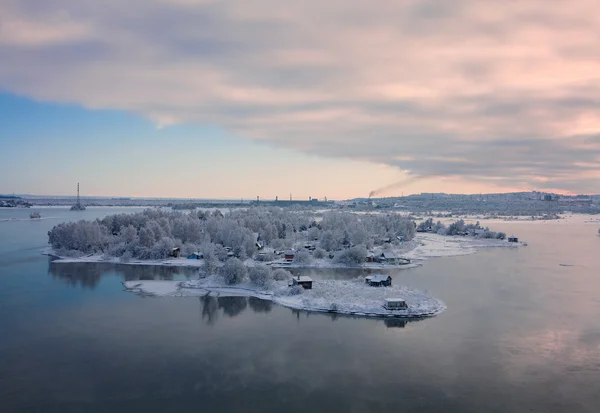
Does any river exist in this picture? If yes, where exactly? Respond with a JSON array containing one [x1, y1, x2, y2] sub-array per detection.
[[1, 207, 599, 412]]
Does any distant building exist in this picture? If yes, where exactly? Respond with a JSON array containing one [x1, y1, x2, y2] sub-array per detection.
[[171, 247, 181, 258], [508, 236, 519, 243]]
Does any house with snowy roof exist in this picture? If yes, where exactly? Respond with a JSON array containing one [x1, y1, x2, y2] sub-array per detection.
[[365, 274, 392, 287]]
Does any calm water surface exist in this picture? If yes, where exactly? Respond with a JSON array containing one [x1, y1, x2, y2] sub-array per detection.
[[1, 208, 600, 412]]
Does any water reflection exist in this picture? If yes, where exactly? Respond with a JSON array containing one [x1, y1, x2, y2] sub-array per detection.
[[200, 296, 219, 325], [218, 296, 248, 317], [248, 296, 273, 313], [199, 296, 271, 325], [48, 260, 197, 289]]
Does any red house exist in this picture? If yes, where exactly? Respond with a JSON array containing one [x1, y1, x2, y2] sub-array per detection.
[[284, 250, 296, 261]]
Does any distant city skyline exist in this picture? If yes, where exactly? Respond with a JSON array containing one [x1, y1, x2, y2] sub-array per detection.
[[1, 1, 599, 198]]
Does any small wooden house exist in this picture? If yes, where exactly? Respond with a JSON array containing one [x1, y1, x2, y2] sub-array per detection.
[[284, 250, 296, 261], [290, 275, 313, 289], [378, 252, 397, 264], [365, 252, 375, 262], [508, 236, 519, 243], [187, 252, 202, 260], [365, 274, 392, 287], [384, 298, 408, 310], [376, 252, 410, 265], [171, 247, 181, 258]]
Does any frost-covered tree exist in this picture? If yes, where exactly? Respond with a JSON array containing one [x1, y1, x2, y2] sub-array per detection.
[[48, 220, 110, 253], [293, 250, 312, 265], [201, 242, 218, 274], [320, 230, 343, 252], [313, 247, 327, 259], [248, 265, 273, 287], [334, 245, 367, 265], [219, 257, 247, 285], [214, 244, 229, 262], [138, 227, 155, 248], [119, 225, 137, 244], [151, 237, 177, 259], [273, 268, 292, 281]]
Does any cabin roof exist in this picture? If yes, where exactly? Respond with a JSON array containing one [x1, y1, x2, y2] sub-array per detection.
[[385, 298, 406, 304], [295, 275, 313, 282], [368, 274, 391, 283]]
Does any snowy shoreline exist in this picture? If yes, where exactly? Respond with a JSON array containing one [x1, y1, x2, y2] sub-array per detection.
[[122, 276, 446, 319], [45, 233, 524, 269]]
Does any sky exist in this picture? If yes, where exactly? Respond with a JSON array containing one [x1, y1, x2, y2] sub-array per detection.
[[1, 0, 599, 199]]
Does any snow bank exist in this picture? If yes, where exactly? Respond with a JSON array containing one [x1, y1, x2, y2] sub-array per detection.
[[405, 233, 523, 260], [46, 253, 207, 268], [123, 276, 446, 318]]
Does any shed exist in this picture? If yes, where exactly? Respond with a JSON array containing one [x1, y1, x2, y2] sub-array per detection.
[[284, 250, 296, 261], [365, 252, 375, 262], [508, 236, 519, 243], [187, 252, 202, 260], [290, 275, 313, 289], [171, 247, 181, 258], [384, 298, 408, 310], [365, 274, 392, 287]]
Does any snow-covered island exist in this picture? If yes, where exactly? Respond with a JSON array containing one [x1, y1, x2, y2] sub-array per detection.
[[46, 208, 522, 269], [44, 208, 527, 319]]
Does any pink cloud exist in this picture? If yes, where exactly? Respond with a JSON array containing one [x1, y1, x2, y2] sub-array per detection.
[[1, 0, 600, 192]]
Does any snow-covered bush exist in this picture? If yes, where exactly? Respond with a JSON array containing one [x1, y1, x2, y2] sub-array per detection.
[[151, 237, 177, 259], [287, 285, 304, 296], [248, 265, 273, 287], [313, 247, 327, 259], [219, 257, 247, 285], [273, 268, 293, 281], [214, 244, 229, 262], [334, 245, 367, 265], [293, 250, 312, 265], [120, 250, 133, 262]]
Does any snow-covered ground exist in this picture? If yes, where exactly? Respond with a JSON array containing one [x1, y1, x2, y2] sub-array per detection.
[[123, 276, 446, 318], [268, 259, 421, 270]]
